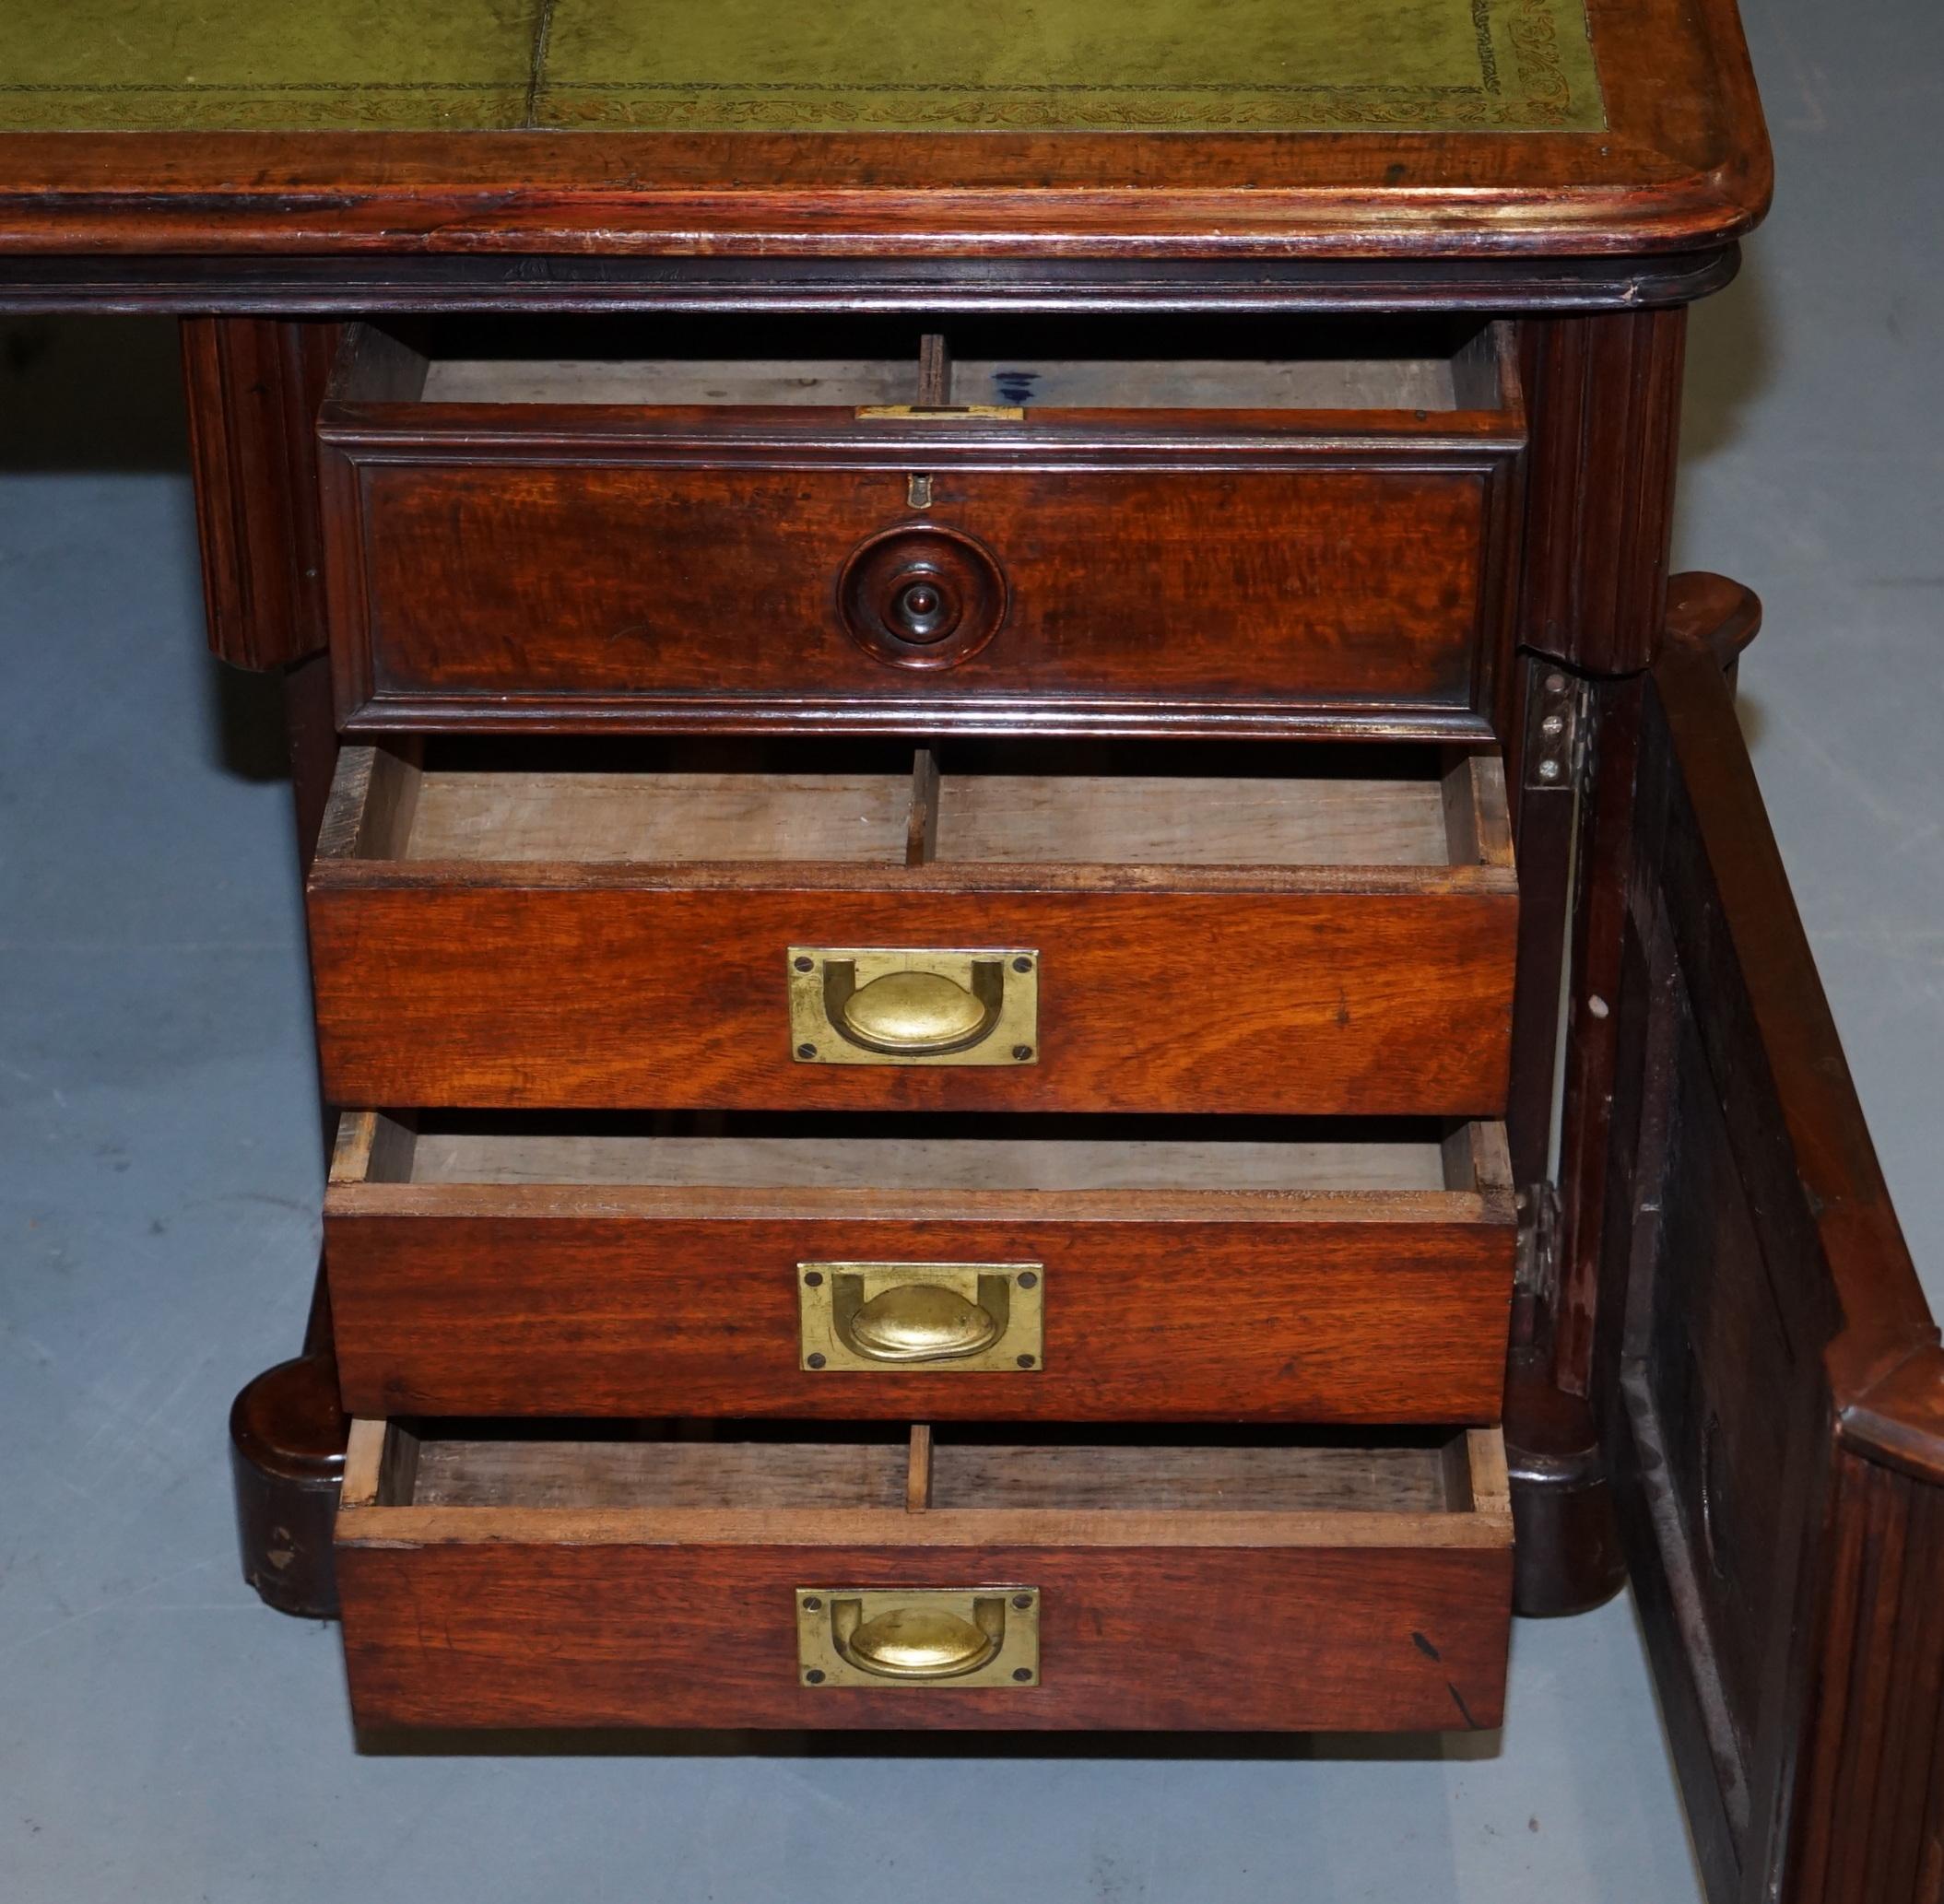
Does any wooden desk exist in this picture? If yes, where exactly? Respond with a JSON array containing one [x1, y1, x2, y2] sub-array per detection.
[[4, 4, 1939, 1898]]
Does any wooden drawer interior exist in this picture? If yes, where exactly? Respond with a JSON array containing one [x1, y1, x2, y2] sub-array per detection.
[[344, 1107, 1504, 1198], [331, 737, 1514, 878], [352, 312, 1517, 421], [348, 1418, 1502, 1521]]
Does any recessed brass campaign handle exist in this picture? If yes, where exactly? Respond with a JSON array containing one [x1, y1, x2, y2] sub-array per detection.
[[827, 958, 1002, 1056], [833, 1598, 1003, 1680], [787, 946, 1037, 1068], [799, 1263, 1043, 1373], [838, 1279, 1005, 1364], [797, 1587, 1039, 1688]]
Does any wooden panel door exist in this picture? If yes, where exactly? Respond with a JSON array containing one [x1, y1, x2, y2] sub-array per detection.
[[1599, 606, 1944, 1904]]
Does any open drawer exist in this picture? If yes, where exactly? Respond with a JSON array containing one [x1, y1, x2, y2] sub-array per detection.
[[305, 738, 1518, 1116], [336, 1419, 1514, 1734], [325, 1111, 1516, 1423], [318, 314, 1524, 735]]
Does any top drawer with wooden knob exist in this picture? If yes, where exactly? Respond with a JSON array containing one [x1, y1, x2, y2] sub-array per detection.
[[316, 316, 1526, 737]]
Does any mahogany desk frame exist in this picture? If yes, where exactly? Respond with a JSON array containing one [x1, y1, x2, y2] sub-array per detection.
[[4, 5, 1940, 1887]]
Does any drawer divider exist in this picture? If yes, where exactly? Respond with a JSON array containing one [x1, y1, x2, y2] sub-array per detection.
[[1465, 1428, 1512, 1518], [907, 1424, 935, 1513], [906, 749, 941, 867], [1440, 749, 1515, 871], [917, 335, 951, 406]]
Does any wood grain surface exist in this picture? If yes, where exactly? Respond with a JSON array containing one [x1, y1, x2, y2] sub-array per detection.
[[181, 317, 339, 670], [323, 435, 1515, 731], [336, 1422, 1514, 1731], [1593, 617, 1944, 1904], [306, 741, 1517, 1115], [336, 1539, 1513, 1732], [325, 1113, 1516, 1422], [309, 876, 1516, 1116], [1518, 310, 1688, 676]]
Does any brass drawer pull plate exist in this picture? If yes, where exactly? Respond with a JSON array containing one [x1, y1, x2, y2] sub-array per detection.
[[798, 1588, 1040, 1688], [800, 1262, 1043, 1372], [788, 946, 1037, 1066], [854, 404, 1026, 421]]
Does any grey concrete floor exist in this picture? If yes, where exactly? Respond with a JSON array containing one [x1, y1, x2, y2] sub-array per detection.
[[3, 4, 1941, 1898]]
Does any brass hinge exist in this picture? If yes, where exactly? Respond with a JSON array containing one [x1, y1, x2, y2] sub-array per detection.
[[1526, 666, 1594, 792], [1512, 1181, 1563, 1346]]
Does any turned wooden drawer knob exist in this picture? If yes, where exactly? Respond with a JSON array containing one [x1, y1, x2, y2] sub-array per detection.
[[839, 525, 1007, 669], [892, 581, 947, 641]]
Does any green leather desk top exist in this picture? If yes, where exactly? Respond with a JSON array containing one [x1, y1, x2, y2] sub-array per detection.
[[4, 0, 1605, 135]]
